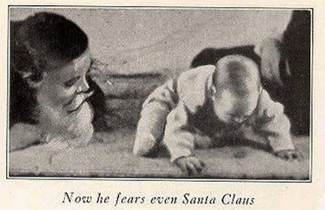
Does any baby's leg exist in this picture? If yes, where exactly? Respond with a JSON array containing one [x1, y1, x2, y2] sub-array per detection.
[[133, 80, 177, 156]]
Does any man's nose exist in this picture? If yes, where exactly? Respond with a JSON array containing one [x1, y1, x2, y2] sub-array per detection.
[[77, 77, 90, 92]]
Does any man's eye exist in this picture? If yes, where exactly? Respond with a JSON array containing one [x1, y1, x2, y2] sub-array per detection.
[[64, 78, 78, 88]]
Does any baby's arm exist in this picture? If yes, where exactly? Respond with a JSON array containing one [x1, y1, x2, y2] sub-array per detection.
[[164, 102, 205, 176], [10, 123, 42, 152], [133, 80, 178, 156], [254, 91, 302, 161]]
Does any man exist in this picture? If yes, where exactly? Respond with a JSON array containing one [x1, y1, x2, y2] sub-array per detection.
[[10, 12, 107, 151]]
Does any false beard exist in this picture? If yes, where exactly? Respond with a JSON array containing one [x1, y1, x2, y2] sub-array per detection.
[[37, 101, 94, 148]]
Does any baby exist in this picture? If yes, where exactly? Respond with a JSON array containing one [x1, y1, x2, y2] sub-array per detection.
[[134, 55, 302, 176]]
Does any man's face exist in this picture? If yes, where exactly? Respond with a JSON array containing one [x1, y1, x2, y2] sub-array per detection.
[[212, 89, 259, 127], [36, 49, 94, 145], [37, 49, 93, 114]]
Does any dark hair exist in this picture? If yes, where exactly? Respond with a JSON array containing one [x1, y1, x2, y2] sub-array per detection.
[[10, 12, 89, 126], [11, 12, 89, 82], [213, 55, 261, 97]]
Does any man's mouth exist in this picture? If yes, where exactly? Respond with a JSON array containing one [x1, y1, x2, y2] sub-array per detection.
[[67, 100, 87, 114], [229, 121, 244, 128]]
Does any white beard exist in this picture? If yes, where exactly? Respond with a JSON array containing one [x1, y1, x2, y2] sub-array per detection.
[[37, 101, 94, 148]]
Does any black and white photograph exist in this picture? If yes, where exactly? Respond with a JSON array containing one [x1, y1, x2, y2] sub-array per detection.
[[8, 7, 311, 180]]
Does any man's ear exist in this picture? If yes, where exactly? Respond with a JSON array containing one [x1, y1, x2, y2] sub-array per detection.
[[16, 69, 45, 89], [25, 77, 43, 89]]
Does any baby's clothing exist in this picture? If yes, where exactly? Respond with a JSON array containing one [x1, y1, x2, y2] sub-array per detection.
[[134, 65, 295, 162]]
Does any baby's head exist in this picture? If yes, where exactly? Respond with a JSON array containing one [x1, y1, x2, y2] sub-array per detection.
[[211, 55, 261, 126]]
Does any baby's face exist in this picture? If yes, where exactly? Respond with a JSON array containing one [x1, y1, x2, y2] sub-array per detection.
[[37, 49, 93, 114], [212, 89, 259, 126]]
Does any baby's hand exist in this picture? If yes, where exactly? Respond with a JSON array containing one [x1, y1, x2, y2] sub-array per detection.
[[275, 150, 303, 161], [175, 156, 206, 176]]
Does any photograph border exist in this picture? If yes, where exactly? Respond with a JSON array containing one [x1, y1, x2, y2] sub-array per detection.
[[6, 5, 314, 183]]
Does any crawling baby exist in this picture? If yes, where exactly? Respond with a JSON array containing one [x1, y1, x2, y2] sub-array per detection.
[[134, 55, 302, 176]]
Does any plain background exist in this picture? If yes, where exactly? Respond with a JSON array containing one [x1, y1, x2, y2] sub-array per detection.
[[9, 8, 290, 75]]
